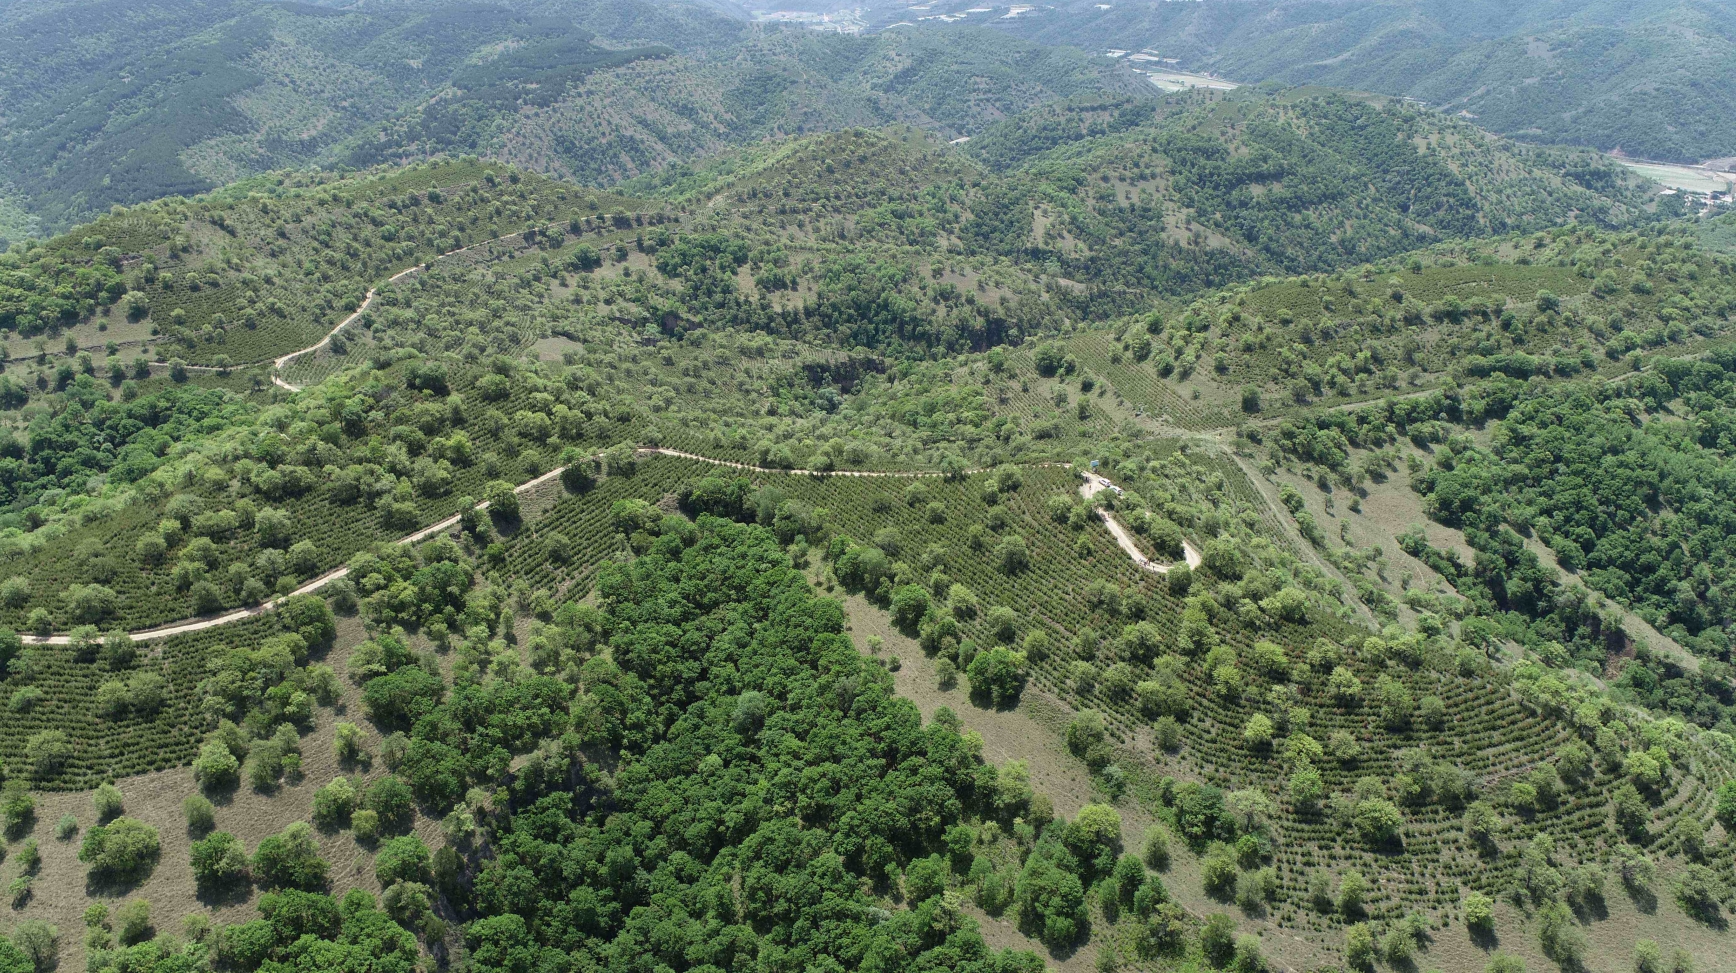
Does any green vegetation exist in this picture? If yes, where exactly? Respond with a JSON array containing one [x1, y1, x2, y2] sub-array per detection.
[[0, 4, 1135, 234], [4, 59, 1736, 968], [0, 0, 725, 231], [996, 0, 1736, 163]]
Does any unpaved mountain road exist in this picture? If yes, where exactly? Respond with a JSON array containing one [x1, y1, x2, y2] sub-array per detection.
[[22, 451, 1194, 644]]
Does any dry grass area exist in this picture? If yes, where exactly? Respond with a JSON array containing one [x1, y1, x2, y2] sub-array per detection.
[[0, 305, 156, 364]]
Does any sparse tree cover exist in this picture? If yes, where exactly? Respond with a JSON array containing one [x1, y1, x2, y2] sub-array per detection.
[[5, 34, 1736, 970]]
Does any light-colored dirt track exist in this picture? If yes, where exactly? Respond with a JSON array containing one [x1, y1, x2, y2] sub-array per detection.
[[1079, 474, 1201, 573], [23, 451, 1194, 644]]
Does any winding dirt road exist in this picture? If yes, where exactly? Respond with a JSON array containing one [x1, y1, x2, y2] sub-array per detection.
[[1079, 474, 1202, 574], [33, 217, 1202, 644], [22, 450, 1192, 645], [168, 217, 590, 392]]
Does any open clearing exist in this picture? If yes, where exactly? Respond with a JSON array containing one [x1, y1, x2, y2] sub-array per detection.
[[1143, 70, 1239, 92], [1616, 159, 1733, 194]]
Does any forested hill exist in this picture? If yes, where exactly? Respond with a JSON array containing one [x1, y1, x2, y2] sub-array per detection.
[[5, 141, 1736, 970], [987, 0, 1736, 164], [0, 0, 712, 233], [0, 0, 1141, 237], [0, 91, 1652, 376], [959, 94, 1654, 314], [637, 91, 1655, 324], [347, 26, 1151, 189]]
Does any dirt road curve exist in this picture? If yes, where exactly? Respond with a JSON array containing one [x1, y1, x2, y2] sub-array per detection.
[[22, 451, 1181, 644], [170, 214, 583, 392], [1079, 474, 1202, 575]]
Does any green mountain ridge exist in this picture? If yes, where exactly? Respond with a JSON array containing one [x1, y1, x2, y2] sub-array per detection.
[[3, 12, 1736, 971], [989, 0, 1736, 163], [2, 167, 1735, 970]]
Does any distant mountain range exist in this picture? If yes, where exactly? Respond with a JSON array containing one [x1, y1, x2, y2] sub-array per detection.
[[978, 0, 1736, 164]]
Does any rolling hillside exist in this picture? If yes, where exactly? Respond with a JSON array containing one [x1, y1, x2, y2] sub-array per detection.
[[986, 0, 1736, 164], [0, 1, 1141, 235], [2, 166, 1735, 970]]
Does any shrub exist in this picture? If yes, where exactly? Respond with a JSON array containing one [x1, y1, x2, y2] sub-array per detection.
[[53, 814, 78, 841], [92, 783, 124, 822], [1337, 869, 1367, 916], [1288, 764, 1324, 811], [1233, 934, 1266, 972], [8, 687, 42, 712], [1306, 871, 1333, 913], [0, 935, 33, 973], [1200, 844, 1238, 899], [1536, 901, 1586, 965], [193, 741, 241, 790], [1141, 825, 1170, 870], [8, 920, 57, 973], [383, 881, 434, 926], [888, 584, 929, 631], [114, 899, 152, 945], [1067, 804, 1123, 864], [78, 817, 161, 881], [189, 831, 250, 890], [1199, 913, 1236, 967], [1420, 694, 1446, 729], [1, 781, 35, 836], [966, 647, 1028, 707], [183, 794, 216, 836], [1241, 713, 1274, 750], [13, 839, 40, 876], [934, 657, 957, 689], [366, 776, 415, 834], [313, 777, 359, 829], [1236, 868, 1277, 913], [483, 480, 520, 520], [1013, 853, 1086, 947], [351, 809, 381, 844], [334, 722, 367, 763], [95, 680, 129, 718], [26, 730, 72, 780], [904, 854, 947, 903], [1344, 923, 1375, 970], [252, 823, 327, 891], [1464, 890, 1494, 931], [374, 835, 432, 887], [1673, 864, 1723, 922], [1353, 799, 1403, 848]]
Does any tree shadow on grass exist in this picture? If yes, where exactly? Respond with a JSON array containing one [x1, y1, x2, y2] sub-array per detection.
[[84, 861, 158, 898], [1625, 881, 1658, 915], [195, 875, 255, 909]]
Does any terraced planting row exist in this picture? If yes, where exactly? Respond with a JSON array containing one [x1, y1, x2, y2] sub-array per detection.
[[1067, 329, 1236, 430], [497, 456, 715, 595], [726, 460, 1727, 923], [0, 614, 289, 788], [0, 374, 628, 631], [122, 162, 650, 366]]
